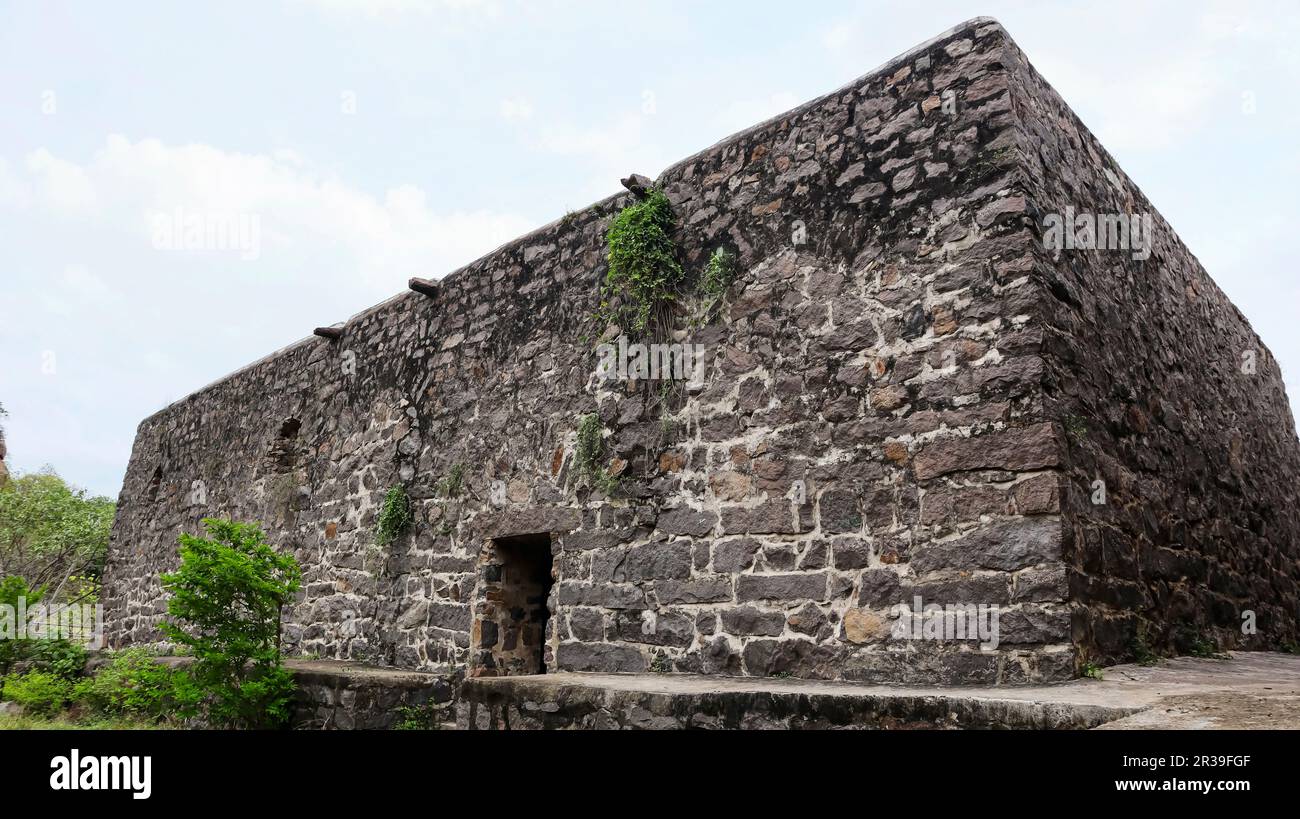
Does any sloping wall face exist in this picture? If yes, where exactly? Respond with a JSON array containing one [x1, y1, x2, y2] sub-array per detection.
[[105, 19, 1091, 685], [1004, 43, 1300, 660]]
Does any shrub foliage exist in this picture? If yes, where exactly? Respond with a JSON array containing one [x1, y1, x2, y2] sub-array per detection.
[[601, 188, 683, 337], [161, 518, 302, 729]]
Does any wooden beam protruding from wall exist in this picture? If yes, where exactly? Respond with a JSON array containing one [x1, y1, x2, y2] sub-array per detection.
[[409, 277, 439, 298]]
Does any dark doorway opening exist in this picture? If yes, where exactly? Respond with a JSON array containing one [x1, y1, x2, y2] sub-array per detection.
[[475, 533, 554, 676]]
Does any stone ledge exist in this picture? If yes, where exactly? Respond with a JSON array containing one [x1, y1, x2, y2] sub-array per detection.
[[287, 659, 462, 730], [459, 652, 1300, 730]]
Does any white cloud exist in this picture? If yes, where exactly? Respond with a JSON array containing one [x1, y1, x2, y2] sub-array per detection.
[[60, 264, 112, 301], [5, 135, 537, 288], [0, 158, 30, 208], [499, 97, 535, 122], [25, 149, 97, 213], [533, 111, 675, 201], [294, 0, 499, 17], [1018, 40, 1229, 154], [1199, 10, 1251, 38]]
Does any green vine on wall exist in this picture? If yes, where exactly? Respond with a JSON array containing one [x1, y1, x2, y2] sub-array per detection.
[[438, 463, 465, 499], [575, 413, 619, 495], [700, 247, 737, 297], [374, 485, 412, 546], [575, 413, 604, 473], [600, 188, 683, 338], [696, 247, 736, 317]]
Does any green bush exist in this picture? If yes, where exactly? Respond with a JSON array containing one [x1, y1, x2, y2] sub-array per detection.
[[601, 188, 683, 337], [71, 649, 180, 719], [1, 670, 74, 715], [0, 577, 85, 680], [161, 518, 302, 729], [393, 702, 444, 730], [28, 638, 87, 680]]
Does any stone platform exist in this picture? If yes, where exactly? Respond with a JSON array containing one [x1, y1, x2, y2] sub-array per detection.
[[286, 659, 461, 730], [459, 652, 1300, 730]]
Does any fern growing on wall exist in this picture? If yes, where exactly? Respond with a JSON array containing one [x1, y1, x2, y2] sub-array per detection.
[[374, 485, 412, 546]]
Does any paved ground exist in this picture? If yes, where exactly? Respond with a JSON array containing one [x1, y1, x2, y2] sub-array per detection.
[[469, 651, 1300, 729], [1085, 653, 1300, 729]]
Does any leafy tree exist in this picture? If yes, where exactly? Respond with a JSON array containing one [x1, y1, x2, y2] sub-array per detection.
[[0, 576, 42, 675], [0, 469, 115, 600], [0, 402, 8, 488], [161, 518, 302, 729]]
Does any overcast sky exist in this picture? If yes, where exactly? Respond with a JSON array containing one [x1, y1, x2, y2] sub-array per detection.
[[2, 0, 1298, 499]]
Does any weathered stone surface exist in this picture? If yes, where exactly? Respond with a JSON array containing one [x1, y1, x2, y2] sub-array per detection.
[[741, 638, 837, 678], [1011, 473, 1059, 515], [289, 660, 461, 730], [842, 609, 890, 643], [658, 507, 718, 537], [720, 500, 798, 535], [556, 642, 646, 673], [997, 606, 1071, 644], [818, 489, 863, 533], [603, 541, 693, 582], [712, 538, 761, 574], [1011, 566, 1067, 603], [910, 519, 1062, 573], [914, 424, 1061, 480], [721, 606, 787, 637], [566, 608, 605, 642], [736, 573, 829, 603], [458, 667, 1165, 730], [654, 576, 733, 604], [859, 568, 904, 607], [614, 610, 695, 647]]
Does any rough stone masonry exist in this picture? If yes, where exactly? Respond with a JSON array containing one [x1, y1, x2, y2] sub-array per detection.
[[102, 17, 1300, 685]]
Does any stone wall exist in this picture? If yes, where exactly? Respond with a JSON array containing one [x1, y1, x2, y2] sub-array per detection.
[[101, 16, 1299, 686], [1000, 36, 1300, 663]]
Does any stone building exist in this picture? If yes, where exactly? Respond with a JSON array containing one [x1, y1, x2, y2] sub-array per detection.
[[102, 17, 1300, 686]]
